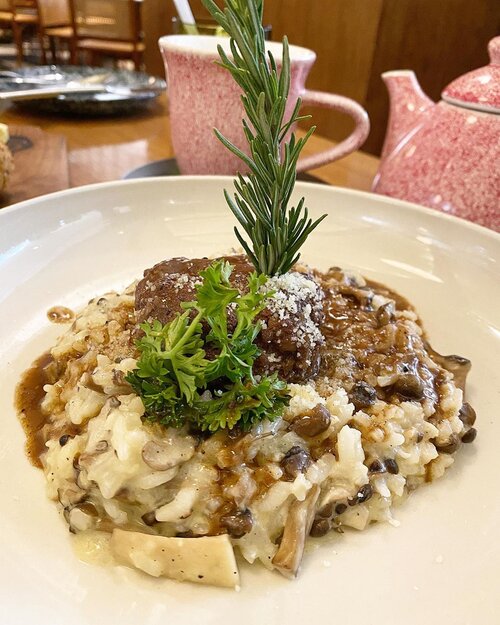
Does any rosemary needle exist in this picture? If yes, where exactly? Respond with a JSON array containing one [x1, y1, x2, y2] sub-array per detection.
[[202, 0, 327, 276]]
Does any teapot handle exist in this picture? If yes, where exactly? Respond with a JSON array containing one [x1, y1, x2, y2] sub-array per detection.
[[296, 90, 370, 172]]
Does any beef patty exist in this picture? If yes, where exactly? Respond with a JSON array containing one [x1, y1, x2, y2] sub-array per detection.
[[135, 255, 324, 382]]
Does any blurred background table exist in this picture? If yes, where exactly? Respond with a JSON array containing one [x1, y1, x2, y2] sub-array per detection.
[[0, 94, 380, 206], [0, 0, 496, 155]]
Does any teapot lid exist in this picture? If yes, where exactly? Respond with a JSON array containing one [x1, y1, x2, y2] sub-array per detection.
[[442, 36, 500, 113]]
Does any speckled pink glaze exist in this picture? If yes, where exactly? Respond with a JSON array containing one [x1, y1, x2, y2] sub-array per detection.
[[159, 35, 369, 175], [443, 36, 500, 112], [374, 37, 500, 232]]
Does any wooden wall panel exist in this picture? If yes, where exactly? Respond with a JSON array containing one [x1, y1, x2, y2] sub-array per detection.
[[363, 0, 500, 154], [262, 0, 383, 145], [142, 0, 175, 75], [143, 0, 500, 156]]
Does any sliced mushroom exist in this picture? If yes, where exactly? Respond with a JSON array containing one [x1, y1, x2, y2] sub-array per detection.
[[309, 517, 331, 537], [459, 402, 476, 426], [141, 511, 157, 526], [348, 483, 373, 505], [59, 434, 73, 447], [434, 434, 461, 454], [280, 446, 312, 481], [317, 501, 336, 518], [64, 501, 98, 532], [425, 343, 471, 393], [77, 452, 97, 471], [393, 372, 425, 400], [142, 442, 164, 468], [461, 427, 477, 444], [338, 284, 373, 308], [108, 396, 121, 408], [112, 369, 126, 386], [220, 509, 253, 538], [291, 404, 331, 437], [95, 440, 109, 453], [142, 439, 194, 471], [58, 485, 86, 508], [384, 458, 399, 474], [376, 301, 395, 327], [368, 459, 386, 473], [335, 502, 348, 515], [110, 529, 240, 588], [272, 484, 320, 579], [351, 381, 377, 411]]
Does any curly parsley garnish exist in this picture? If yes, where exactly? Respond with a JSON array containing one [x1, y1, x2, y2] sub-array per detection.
[[126, 260, 289, 432]]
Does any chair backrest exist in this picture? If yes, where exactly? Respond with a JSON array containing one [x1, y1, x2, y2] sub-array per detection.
[[11, 0, 37, 15], [70, 0, 141, 42], [38, 0, 71, 27]]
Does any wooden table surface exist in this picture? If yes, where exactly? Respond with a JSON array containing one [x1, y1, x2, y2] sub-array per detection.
[[0, 94, 379, 201]]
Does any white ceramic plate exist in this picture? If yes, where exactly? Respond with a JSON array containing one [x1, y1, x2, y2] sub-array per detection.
[[1, 178, 499, 625]]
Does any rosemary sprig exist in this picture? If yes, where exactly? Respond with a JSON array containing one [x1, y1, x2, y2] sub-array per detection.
[[202, 0, 326, 276]]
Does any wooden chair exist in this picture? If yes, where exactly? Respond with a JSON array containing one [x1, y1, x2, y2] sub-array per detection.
[[38, 0, 74, 63], [0, 0, 15, 31], [11, 0, 44, 64], [70, 0, 144, 70]]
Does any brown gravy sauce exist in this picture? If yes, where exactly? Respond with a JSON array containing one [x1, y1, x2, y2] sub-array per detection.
[[16, 352, 81, 468], [47, 306, 75, 324], [15, 352, 53, 468], [365, 279, 415, 315]]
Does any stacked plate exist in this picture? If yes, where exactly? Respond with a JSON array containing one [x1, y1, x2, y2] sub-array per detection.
[[0, 65, 166, 115]]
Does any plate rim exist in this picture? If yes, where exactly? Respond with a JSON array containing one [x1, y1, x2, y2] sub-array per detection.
[[1, 175, 499, 244]]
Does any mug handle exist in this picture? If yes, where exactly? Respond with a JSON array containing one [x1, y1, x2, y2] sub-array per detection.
[[296, 90, 370, 172]]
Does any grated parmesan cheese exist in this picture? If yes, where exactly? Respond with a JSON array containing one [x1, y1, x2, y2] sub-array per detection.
[[261, 272, 324, 349]]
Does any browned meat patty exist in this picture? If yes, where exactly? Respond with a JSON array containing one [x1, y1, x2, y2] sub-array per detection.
[[135, 255, 324, 382]]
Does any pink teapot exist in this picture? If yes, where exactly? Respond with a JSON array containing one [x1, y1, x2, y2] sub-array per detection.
[[373, 36, 500, 231]]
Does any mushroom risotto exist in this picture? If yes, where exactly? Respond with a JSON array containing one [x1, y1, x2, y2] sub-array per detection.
[[16, 256, 477, 588]]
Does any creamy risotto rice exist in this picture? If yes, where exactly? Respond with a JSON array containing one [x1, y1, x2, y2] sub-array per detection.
[[16, 259, 476, 587]]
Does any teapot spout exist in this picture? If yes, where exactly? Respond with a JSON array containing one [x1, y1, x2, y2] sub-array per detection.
[[381, 70, 434, 158]]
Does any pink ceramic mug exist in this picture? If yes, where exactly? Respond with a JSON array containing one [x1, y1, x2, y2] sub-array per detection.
[[159, 35, 370, 175]]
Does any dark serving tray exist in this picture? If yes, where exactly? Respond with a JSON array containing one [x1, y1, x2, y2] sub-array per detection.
[[1, 65, 165, 117]]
